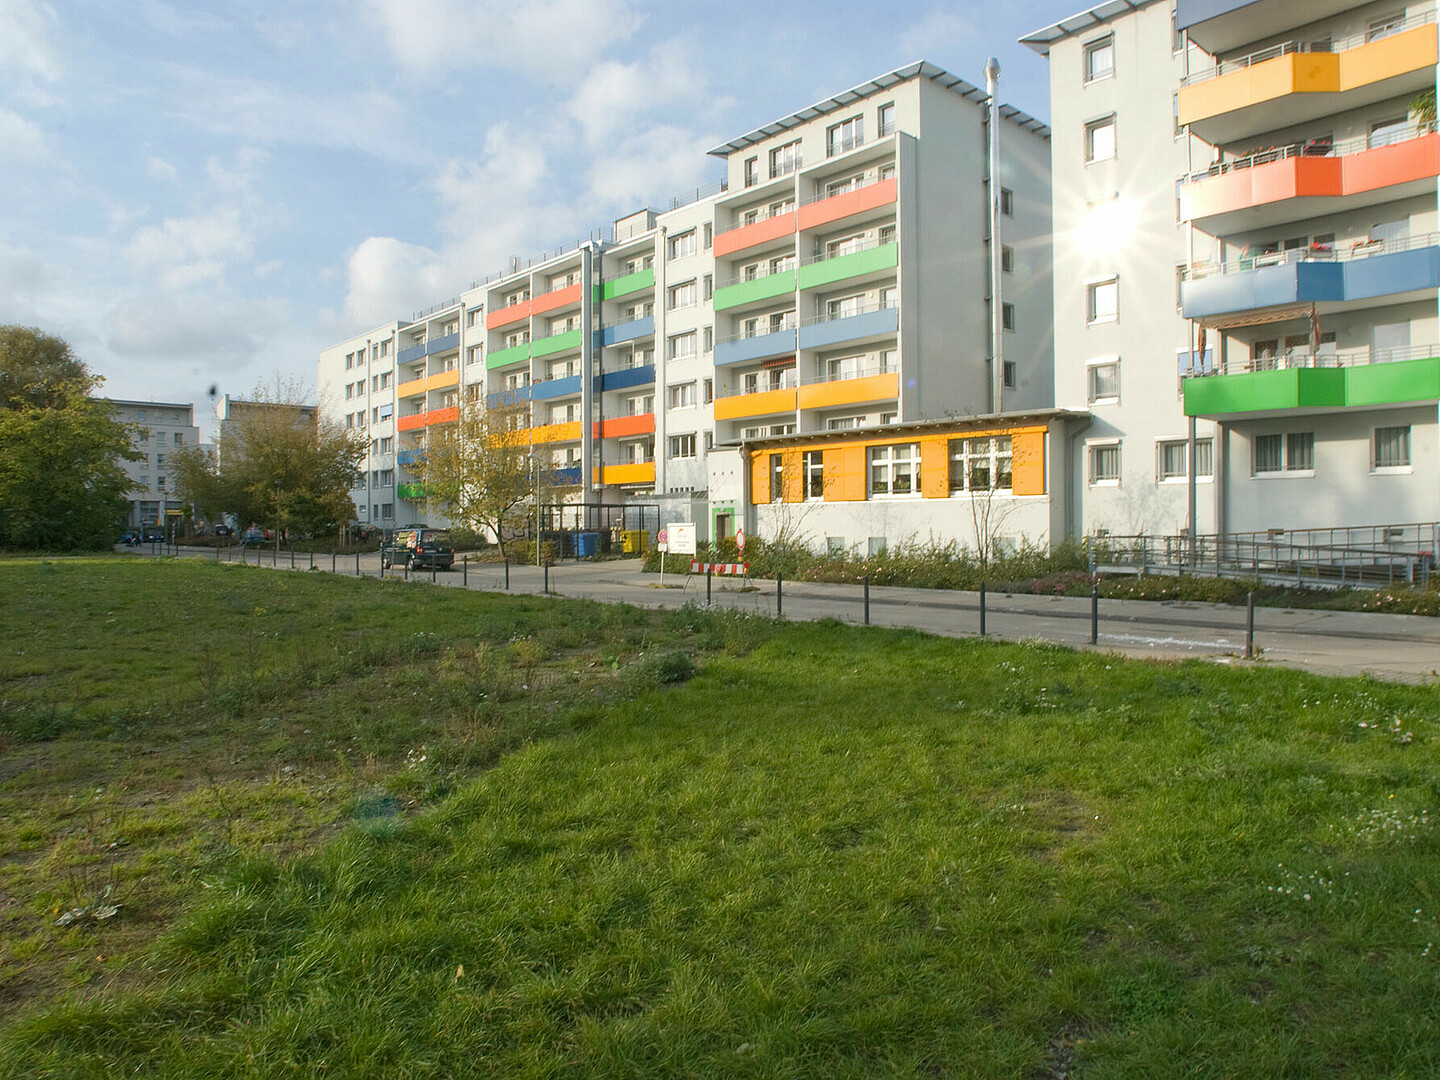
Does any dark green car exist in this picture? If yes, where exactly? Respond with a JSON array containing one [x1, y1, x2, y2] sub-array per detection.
[[381, 527, 455, 571]]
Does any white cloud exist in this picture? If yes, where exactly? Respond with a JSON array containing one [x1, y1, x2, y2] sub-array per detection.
[[0, 241, 50, 300], [583, 125, 721, 210], [146, 156, 179, 182], [896, 10, 978, 63], [342, 236, 448, 328], [105, 294, 285, 364], [565, 38, 709, 146], [128, 206, 253, 290], [362, 0, 643, 76], [0, 0, 62, 91], [0, 106, 48, 159]]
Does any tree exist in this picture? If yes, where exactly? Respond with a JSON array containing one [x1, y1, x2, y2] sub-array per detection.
[[0, 327, 140, 551], [412, 399, 564, 558], [171, 382, 363, 540]]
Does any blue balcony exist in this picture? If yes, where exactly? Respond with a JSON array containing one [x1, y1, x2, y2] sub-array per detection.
[[530, 373, 583, 401], [600, 364, 656, 393], [1182, 244, 1440, 320], [397, 342, 427, 364], [797, 306, 899, 351], [486, 386, 531, 408], [426, 332, 460, 356], [599, 316, 654, 347], [549, 465, 583, 486], [396, 449, 426, 466], [714, 328, 797, 367]]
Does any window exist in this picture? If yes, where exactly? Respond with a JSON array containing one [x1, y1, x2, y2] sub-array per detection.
[[828, 294, 865, 320], [1085, 36, 1114, 82], [1087, 278, 1118, 324], [790, 450, 822, 499], [1003, 361, 1016, 389], [1000, 188, 1014, 216], [345, 384, 354, 400], [881, 412, 898, 425], [1253, 431, 1314, 474], [703, 327, 713, 353], [668, 280, 697, 309], [827, 415, 863, 430], [468, 344, 482, 365], [380, 436, 393, 453], [625, 393, 654, 416], [703, 223, 712, 249], [345, 354, 354, 370], [869, 443, 920, 496], [467, 309, 481, 327], [1001, 245, 1014, 273], [1369, 116, 1408, 150], [1172, 9, 1184, 51], [174, 432, 183, 446], [549, 314, 578, 335], [769, 454, 784, 501], [1090, 443, 1121, 485], [1374, 425, 1411, 470], [770, 139, 802, 177], [827, 536, 846, 555], [703, 273, 713, 300], [668, 332, 697, 360], [949, 436, 1013, 493], [1367, 12, 1407, 42], [667, 382, 697, 409], [1158, 438, 1213, 481], [1088, 360, 1119, 404], [827, 233, 866, 258], [1002, 303, 1016, 331], [155, 453, 165, 466], [667, 230, 697, 260], [505, 329, 529, 349], [703, 378, 713, 404], [827, 115, 864, 156], [1085, 116, 1116, 163], [877, 102, 895, 136], [744, 157, 759, 187], [379, 341, 389, 356]]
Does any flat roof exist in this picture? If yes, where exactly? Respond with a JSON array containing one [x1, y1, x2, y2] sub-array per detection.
[[102, 398, 194, 411], [1019, 0, 1158, 55], [707, 60, 1049, 157], [732, 408, 1090, 450]]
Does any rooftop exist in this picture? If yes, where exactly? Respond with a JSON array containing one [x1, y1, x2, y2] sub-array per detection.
[[1020, 0, 1159, 56]]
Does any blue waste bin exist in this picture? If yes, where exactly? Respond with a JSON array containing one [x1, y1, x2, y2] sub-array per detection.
[[574, 532, 599, 557]]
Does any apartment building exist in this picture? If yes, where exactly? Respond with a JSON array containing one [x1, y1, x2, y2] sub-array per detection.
[[319, 62, 1055, 547], [1175, 0, 1440, 533], [1027, 0, 1440, 539], [104, 399, 199, 529]]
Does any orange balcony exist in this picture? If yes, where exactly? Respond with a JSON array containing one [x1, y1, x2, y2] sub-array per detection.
[[798, 178, 897, 231], [486, 298, 531, 330], [594, 413, 655, 439], [797, 371, 899, 411], [1181, 133, 1440, 231], [594, 461, 655, 486], [713, 386, 797, 421], [1178, 24, 1438, 143], [395, 406, 459, 432], [530, 282, 583, 317], [528, 421, 582, 444], [714, 211, 796, 258]]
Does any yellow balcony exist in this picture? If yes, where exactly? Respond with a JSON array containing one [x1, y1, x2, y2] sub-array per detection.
[[528, 421, 582, 444], [1179, 24, 1438, 144], [797, 371, 899, 411], [595, 462, 655, 486], [713, 386, 797, 421], [396, 369, 461, 398]]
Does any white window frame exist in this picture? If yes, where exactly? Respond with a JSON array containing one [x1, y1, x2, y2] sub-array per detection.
[[1087, 357, 1120, 404], [1087, 277, 1119, 324], [1088, 440, 1121, 486], [949, 435, 1013, 494], [667, 382, 697, 410], [668, 433, 697, 459], [867, 442, 921, 497], [1372, 425, 1412, 472], [667, 230, 697, 261], [803, 450, 825, 500], [1157, 438, 1214, 483], [668, 331, 697, 360], [1084, 35, 1115, 83], [1085, 115, 1116, 163]]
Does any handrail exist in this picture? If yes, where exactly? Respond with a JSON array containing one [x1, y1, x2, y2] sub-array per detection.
[[716, 201, 798, 237], [1185, 342, 1440, 377], [717, 378, 798, 399], [1183, 122, 1438, 183], [801, 363, 895, 385], [800, 236, 893, 266], [1179, 10, 1436, 86], [1184, 230, 1440, 278], [800, 298, 899, 326], [715, 261, 797, 289], [718, 317, 798, 345], [798, 170, 893, 207]]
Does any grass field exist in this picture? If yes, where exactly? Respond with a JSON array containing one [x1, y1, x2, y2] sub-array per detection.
[[2, 558, 1439, 1077]]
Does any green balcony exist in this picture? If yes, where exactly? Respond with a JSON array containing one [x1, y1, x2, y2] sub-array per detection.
[[601, 268, 654, 300], [485, 342, 530, 370], [397, 482, 426, 500], [798, 242, 898, 291], [1184, 355, 1440, 417], [713, 270, 797, 312], [530, 328, 583, 359]]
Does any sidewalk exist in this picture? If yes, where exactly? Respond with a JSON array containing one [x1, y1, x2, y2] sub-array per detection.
[[136, 546, 1440, 684]]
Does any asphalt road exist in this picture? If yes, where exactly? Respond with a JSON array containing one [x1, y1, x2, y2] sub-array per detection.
[[128, 543, 1440, 684]]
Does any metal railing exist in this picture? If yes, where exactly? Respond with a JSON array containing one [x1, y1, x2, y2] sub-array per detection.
[[799, 170, 894, 207], [1185, 230, 1440, 279], [1179, 10, 1436, 86], [770, 155, 803, 180], [800, 235, 894, 266], [718, 316, 799, 345], [717, 202, 798, 237], [407, 298, 462, 322], [1092, 524, 1439, 588], [1187, 342, 1440, 377], [1183, 122, 1438, 184], [827, 133, 865, 157], [800, 297, 899, 326], [716, 261, 797, 290], [802, 362, 894, 385]]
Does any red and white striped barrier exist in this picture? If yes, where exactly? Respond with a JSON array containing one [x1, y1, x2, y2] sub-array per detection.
[[690, 561, 749, 576]]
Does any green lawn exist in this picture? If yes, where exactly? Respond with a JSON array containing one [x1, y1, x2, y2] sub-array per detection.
[[2, 558, 1438, 1077]]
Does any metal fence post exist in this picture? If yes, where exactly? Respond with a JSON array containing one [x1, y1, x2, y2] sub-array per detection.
[[776, 572, 783, 617], [505, 558, 510, 590], [332, 552, 336, 573], [544, 563, 549, 594], [1245, 591, 1255, 659], [706, 565, 712, 606], [355, 552, 360, 576], [1090, 583, 1099, 645], [463, 557, 468, 587], [291, 549, 295, 569], [864, 575, 870, 625], [979, 582, 987, 637], [432, 562, 436, 584]]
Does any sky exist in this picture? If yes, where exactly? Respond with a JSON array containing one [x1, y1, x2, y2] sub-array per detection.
[[0, 0, 1088, 434]]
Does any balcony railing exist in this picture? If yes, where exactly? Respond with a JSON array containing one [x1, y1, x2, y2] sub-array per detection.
[[1180, 9, 1437, 86], [799, 171, 893, 207], [801, 298, 899, 326], [720, 316, 798, 345], [716, 262, 798, 289], [1183, 122, 1438, 183], [718, 376, 798, 400], [877, 119, 896, 138], [770, 155, 802, 180], [801, 362, 895, 385], [1184, 230, 1440, 278], [801, 235, 893, 266], [1187, 342, 1440, 378], [716, 204, 798, 237], [826, 133, 865, 157]]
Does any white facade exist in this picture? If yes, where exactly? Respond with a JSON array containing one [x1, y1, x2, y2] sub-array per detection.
[[105, 399, 199, 530]]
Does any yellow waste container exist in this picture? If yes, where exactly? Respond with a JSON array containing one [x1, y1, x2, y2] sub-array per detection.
[[621, 530, 648, 554]]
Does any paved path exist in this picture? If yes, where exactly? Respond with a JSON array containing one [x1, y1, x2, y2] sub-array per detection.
[[129, 544, 1440, 684]]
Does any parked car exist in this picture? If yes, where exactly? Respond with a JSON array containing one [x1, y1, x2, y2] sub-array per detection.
[[381, 527, 454, 570], [142, 528, 165, 542], [120, 530, 140, 546], [213, 524, 234, 537], [239, 528, 268, 547]]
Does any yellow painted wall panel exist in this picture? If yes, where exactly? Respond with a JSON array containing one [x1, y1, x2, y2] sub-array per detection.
[[781, 449, 803, 503], [920, 439, 948, 499], [1012, 431, 1046, 496], [751, 452, 773, 505], [1340, 25, 1437, 87], [834, 446, 866, 501]]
